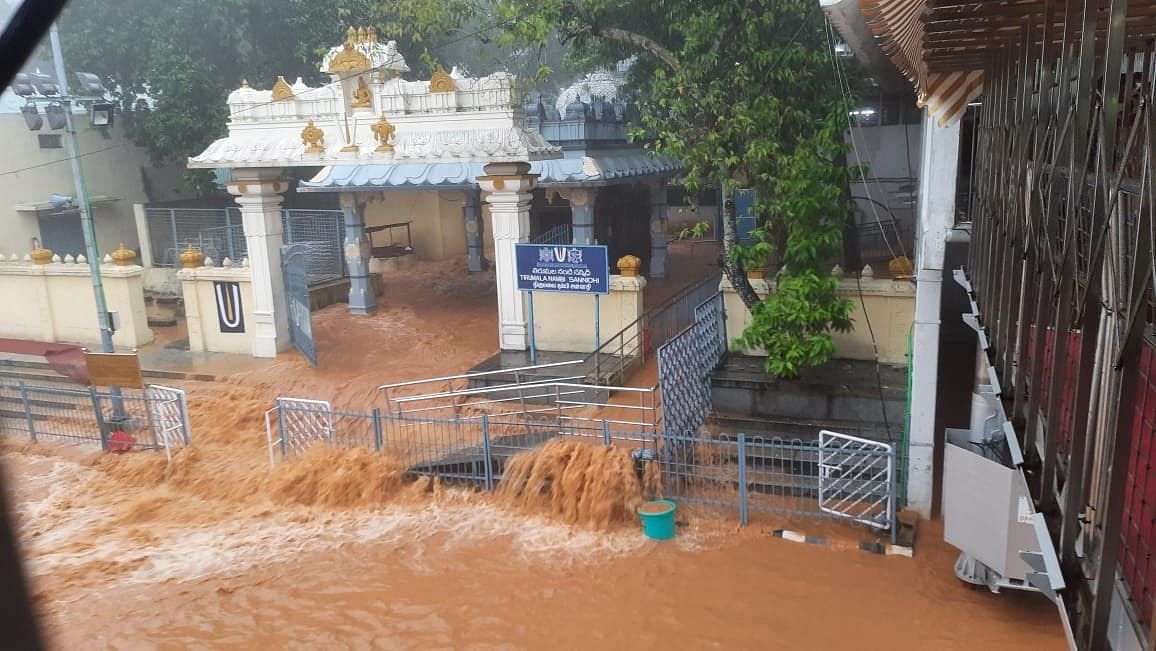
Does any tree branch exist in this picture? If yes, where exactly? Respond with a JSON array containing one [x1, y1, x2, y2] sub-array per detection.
[[570, 24, 681, 71]]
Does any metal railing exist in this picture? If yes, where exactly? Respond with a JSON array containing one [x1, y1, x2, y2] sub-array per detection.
[[531, 223, 573, 244], [0, 381, 190, 452], [379, 360, 660, 436], [263, 397, 896, 530], [586, 271, 723, 384]]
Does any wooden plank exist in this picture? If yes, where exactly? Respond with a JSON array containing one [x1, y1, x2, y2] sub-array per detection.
[[83, 351, 143, 389]]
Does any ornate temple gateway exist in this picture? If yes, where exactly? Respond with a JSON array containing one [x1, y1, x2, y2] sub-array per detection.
[[188, 28, 678, 359]]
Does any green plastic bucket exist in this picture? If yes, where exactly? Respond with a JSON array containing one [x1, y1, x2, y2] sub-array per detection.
[[637, 500, 676, 540]]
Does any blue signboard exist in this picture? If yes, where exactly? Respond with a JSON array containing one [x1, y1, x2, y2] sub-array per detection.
[[515, 244, 609, 295]]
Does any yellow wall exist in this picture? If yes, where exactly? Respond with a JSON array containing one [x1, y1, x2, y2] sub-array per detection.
[[362, 190, 468, 262], [178, 266, 257, 355], [722, 274, 914, 365], [0, 259, 152, 347], [533, 275, 646, 353], [0, 115, 190, 256]]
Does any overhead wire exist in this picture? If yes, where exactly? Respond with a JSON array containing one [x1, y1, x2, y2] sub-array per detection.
[[823, 16, 906, 261], [823, 15, 896, 443]]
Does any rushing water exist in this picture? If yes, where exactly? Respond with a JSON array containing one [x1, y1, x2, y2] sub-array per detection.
[[2, 258, 1064, 648]]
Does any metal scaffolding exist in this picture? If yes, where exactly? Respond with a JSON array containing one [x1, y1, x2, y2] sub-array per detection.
[[954, 1, 1156, 648]]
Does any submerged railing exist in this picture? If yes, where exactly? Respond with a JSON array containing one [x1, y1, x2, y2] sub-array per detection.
[[586, 271, 722, 385]]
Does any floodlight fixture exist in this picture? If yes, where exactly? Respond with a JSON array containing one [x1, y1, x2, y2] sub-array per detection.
[[20, 105, 43, 131], [74, 72, 107, 96], [90, 103, 114, 127], [27, 72, 59, 96], [11, 73, 36, 97], [44, 103, 67, 130]]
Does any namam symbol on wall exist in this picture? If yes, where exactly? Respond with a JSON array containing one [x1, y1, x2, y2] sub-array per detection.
[[214, 282, 245, 333]]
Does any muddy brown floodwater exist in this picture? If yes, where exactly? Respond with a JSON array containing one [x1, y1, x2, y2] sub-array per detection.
[[1, 254, 1064, 649]]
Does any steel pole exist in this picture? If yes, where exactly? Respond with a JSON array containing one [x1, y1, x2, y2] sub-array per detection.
[[49, 24, 124, 421]]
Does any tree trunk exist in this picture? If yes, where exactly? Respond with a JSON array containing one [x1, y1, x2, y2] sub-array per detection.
[[836, 150, 862, 272], [719, 181, 762, 311]]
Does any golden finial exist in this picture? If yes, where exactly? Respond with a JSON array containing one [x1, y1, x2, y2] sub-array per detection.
[[368, 26, 377, 43], [28, 247, 53, 265], [271, 75, 293, 101], [346, 26, 357, 45], [301, 119, 325, 154], [357, 27, 367, 43], [371, 115, 396, 152], [179, 245, 205, 269], [616, 255, 641, 277], [110, 243, 136, 267], [429, 65, 455, 93]]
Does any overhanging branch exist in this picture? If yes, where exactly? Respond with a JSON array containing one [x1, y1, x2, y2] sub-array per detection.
[[570, 24, 681, 71]]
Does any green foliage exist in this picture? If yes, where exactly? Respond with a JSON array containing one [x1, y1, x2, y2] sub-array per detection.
[[736, 270, 854, 378], [490, 0, 858, 377]]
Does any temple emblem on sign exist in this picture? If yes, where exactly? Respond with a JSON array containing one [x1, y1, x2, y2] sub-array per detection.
[[371, 116, 396, 152], [300, 119, 325, 154]]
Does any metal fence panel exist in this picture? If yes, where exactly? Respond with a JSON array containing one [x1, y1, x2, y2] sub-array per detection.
[[146, 207, 345, 285], [0, 382, 192, 452], [818, 430, 894, 530], [657, 292, 726, 436]]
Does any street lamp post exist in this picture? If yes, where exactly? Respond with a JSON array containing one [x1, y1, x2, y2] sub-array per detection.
[[47, 23, 124, 420]]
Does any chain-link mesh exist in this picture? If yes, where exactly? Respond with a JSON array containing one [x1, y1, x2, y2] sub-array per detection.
[[657, 292, 726, 436], [146, 207, 345, 285]]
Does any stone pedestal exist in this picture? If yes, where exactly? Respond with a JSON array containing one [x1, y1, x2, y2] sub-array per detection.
[[478, 162, 537, 351], [340, 193, 376, 314], [227, 169, 290, 358], [649, 181, 668, 278]]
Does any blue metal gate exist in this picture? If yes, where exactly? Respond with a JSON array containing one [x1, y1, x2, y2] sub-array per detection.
[[282, 244, 317, 366]]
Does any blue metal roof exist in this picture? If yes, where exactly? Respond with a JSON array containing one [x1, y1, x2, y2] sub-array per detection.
[[298, 149, 680, 192]]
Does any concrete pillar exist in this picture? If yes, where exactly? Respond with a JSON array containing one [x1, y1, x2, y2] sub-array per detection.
[[339, 193, 376, 315], [907, 109, 961, 516], [465, 189, 488, 272], [226, 168, 290, 358], [477, 162, 537, 350], [132, 203, 153, 268], [567, 188, 595, 245], [648, 181, 669, 278]]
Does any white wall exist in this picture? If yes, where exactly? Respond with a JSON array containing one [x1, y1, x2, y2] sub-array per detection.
[[0, 114, 189, 258]]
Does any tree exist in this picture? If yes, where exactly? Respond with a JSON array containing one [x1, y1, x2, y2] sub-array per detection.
[[56, 0, 469, 193], [490, 0, 855, 377]]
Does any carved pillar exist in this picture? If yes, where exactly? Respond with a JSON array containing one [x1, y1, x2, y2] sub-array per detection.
[[227, 168, 290, 358], [565, 188, 596, 245], [465, 188, 488, 272], [648, 181, 669, 278], [478, 162, 537, 350], [340, 192, 376, 315]]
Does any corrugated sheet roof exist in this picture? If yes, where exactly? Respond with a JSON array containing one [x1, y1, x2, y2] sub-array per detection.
[[299, 150, 680, 191]]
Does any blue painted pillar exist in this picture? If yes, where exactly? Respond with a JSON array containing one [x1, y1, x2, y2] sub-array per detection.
[[649, 181, 668, 278], [465, 189, 488, 272], [340, 193, 376, 315], [568, 188, 595, 245]]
